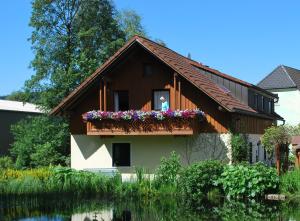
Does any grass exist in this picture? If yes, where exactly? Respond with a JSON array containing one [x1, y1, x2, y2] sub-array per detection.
[[280, 168, 300, 198], [0, 167, 121, 196]]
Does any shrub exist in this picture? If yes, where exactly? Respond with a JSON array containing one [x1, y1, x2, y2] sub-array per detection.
[[0, 156, 14, 169], [231, 134, 249, 163], [10, 115, 69, 169], [178, 160, 224, 201], [280, 169, 300, 194], [218, 163, 279, 198], [154, 151, 181, 187]]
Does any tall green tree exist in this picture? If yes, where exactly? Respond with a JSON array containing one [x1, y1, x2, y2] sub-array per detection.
[[9, 0, 149, 168], [117, 9, 147, 41], [24, 0, 126, 109]]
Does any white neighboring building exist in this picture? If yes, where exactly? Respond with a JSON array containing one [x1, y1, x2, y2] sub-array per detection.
[[258, 65, 300, 126]]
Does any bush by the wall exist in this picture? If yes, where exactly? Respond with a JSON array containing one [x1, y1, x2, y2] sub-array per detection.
[[178, 160, 224, 201], [218, 163, 279, 198], [231, 134, 249, 164]]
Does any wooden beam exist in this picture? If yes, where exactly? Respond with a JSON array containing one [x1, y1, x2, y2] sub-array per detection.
[[173, 73, 177, 110], [103, 80, 107, 111], [99, 80, 103, 111], [178, 79, 181, 110]]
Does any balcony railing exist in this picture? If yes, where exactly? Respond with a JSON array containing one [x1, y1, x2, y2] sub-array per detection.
[[83, 110, 205, 136]]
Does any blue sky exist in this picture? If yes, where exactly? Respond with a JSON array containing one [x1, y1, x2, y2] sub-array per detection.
[[0, 0, 299, 96]]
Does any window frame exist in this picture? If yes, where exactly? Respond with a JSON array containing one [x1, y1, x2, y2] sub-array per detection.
[[152, 89, 170, 111], [113, 90, 129, 112], [112, 142, 131, 167]]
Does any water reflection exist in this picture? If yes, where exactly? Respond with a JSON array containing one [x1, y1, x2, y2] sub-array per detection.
[[72, 210, 132, 221], [0, 196, 299, 221]]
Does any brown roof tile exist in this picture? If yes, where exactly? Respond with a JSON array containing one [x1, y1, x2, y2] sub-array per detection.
[[51, 35, 256, 115]]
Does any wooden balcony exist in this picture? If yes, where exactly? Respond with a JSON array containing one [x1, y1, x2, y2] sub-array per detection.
[[86, 118, 201, 136]]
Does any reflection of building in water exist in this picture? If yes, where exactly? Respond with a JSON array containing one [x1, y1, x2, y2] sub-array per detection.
[[72, 210, 113, 221], [71, 210, 132, 221]]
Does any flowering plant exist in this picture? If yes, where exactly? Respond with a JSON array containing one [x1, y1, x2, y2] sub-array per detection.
[[83, 109, 205, 122]]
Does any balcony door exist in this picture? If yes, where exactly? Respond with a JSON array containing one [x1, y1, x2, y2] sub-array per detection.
[[114, 91, 129, 111]]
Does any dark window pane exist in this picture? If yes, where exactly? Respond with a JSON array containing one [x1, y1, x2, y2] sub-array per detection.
[[114, 91, 129, 111], [112, 143, 130, 167]]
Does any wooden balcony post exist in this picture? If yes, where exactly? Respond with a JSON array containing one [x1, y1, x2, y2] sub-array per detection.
[[178, 78, 181, 110], [173, 73, 177, 110], [103, 80, 107, 112], [99, 80, 103, 111]]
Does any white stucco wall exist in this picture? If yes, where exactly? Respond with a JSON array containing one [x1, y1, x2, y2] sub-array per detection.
[[270, 88, 300, 126], [71, 133, 232, 180], [248, 134, 274, 166]]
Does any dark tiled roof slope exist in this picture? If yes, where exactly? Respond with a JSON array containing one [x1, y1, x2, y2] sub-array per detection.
[[51, 35, 271, 115], [258, 65, 300, 90]]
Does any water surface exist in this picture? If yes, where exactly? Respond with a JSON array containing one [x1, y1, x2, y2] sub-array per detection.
[[0, 196, 299, 221]]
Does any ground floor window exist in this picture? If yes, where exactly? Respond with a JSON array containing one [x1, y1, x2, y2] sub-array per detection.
[[112, 143, 130, 167]]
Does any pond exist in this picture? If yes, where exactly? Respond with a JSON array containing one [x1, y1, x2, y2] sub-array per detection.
[[0, 196, 299, 221]]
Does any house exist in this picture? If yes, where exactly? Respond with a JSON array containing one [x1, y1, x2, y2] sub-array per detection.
[[258, 65, 300, 126], [0, 100, 42, 155], [51, 36, 282, 179]]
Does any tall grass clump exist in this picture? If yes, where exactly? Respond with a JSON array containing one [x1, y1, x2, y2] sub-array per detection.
[[0, 167, 117, 196], [280, 168, 300, 195], [153, 151, 181, 190]]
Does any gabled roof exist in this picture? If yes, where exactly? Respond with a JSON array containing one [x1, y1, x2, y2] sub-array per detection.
[[0, 100, 42, 113], [258, 65, 300, 90], [51, 36, 263, 115]]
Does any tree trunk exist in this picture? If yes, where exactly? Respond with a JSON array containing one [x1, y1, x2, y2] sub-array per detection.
[[276, 144, 280, 175]]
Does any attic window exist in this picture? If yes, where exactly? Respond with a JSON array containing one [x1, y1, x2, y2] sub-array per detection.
[[143, 63, 153, 77]]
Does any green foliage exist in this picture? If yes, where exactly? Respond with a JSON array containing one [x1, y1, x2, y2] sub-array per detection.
[[23, 0, 126, 109], [154, 151, 182, 187], [178, 160, 224, 201], [0, 156, 14, 169], [117, 9, 147, 41], [231, 134, 249, 163], [280, 168, 300, 195], [10, 115, 69, 168], [261, 125, 292, 155], [218, 163, 279, 198]]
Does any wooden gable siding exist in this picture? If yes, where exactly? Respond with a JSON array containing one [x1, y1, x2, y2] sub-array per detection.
[[231, 114, 275, 134], [68, 47, 231, 134], [106, 48, 173, 111]]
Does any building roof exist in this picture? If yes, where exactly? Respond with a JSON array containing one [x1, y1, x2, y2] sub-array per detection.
[[0, 100, 42, 113], [258, 65, 300, 90], [50, 36, 274, 117]]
